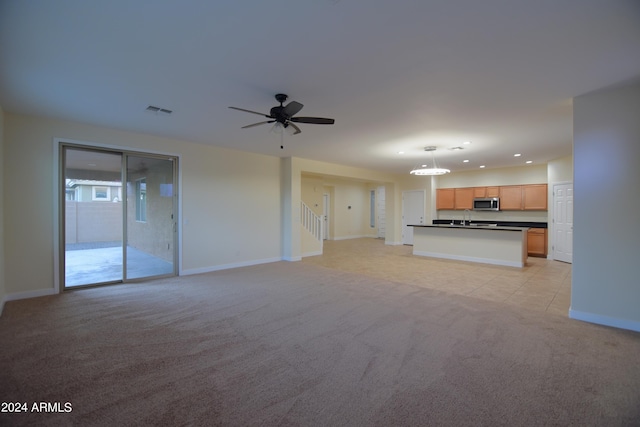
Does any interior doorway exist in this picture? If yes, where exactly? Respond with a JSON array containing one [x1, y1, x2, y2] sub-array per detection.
[[323, 193, 330, 240], [61, 144, 178, 288], [402, 190, 426, 245], [553, 182, 573, 263]]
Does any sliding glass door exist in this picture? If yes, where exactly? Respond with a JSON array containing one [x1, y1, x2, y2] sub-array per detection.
[[125, 155, 176, 280], [62, 145, 177, 288]]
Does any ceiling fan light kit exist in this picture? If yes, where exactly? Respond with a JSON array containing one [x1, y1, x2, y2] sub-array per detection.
[[229, 93, 335, 136], [410, 146, 450, 175]]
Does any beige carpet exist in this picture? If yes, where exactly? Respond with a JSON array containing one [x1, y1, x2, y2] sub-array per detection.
[[1, 260, 639, 426]]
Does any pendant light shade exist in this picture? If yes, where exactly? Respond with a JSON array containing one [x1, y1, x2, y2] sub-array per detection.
[[410, 146, 450, 175]]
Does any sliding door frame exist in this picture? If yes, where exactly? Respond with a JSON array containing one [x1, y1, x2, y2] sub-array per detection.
[[54, 138, 180, 292]]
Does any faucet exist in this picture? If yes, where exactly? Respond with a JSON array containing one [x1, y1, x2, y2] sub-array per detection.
[[462, 209, 471, 226]]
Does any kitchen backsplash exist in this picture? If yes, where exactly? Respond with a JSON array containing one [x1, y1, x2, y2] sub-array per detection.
[[436, 210, 548, 223]]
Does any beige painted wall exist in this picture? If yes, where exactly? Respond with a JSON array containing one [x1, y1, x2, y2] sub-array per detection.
[[548, 155, 573, 184], [572, 78, 640, 331], [302, 175, 383, 241], [295, 157, 407, 245], [436, 164, 548, 188], [3, 113, 283, 295], [0, 106, 5, 312]]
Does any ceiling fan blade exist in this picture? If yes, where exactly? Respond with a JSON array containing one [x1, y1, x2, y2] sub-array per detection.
[[241, 120, 274, 129], [290, 117, 335, 125], [283, 101, 303, 117], [229, 106, 271, 118], [287, 122, 302, 135]]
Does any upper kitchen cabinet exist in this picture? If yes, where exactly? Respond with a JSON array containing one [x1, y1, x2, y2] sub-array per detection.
[[454, 188, 474, 210], [436, 188, 455, 210], [473, 187, 486, 198], [499, 185, 523, 210], [473, 186, 500, 198], [523, 184, 547, 210], [487, 186, 500, 198], [436, 184, 547, 210], [499, 184, 548, 210]]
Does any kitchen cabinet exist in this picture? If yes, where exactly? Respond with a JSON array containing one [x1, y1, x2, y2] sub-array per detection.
[[486, 186, 500, 197], [499, 186, 523, 210], [527, 228, 547, 257], [436, 188, 454, 210], [436, 184, 546, 211], [454, 188, 474, 210], [523, 184, 547, 210], [473, 187, 487, 198], [474, 186, 500, 198], [500, 184, 547, 210]]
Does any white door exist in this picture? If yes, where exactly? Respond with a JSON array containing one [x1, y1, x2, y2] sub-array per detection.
[[377, 186, 386, 238], [553, 182, 573, 263], [402, 190, 425, 245], [323, 193, 330, 240]]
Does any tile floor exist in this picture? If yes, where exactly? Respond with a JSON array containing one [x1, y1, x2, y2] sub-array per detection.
[[302, 238, 572, 317]]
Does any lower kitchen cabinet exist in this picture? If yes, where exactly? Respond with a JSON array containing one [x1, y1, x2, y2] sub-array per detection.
[[527, 228, 547, 257]]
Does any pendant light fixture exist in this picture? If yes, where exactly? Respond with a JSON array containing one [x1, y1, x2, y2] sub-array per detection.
[[410, 146, 450, 175]]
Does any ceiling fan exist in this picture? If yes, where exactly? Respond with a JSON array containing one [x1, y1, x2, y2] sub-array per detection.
[[228, 94, 335, 135]]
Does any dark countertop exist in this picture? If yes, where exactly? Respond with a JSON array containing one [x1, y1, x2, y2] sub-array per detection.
[[432, 219, 547, 228]]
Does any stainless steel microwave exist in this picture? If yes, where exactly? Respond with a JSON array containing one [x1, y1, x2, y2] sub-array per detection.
[[473, 197, 500, 211]]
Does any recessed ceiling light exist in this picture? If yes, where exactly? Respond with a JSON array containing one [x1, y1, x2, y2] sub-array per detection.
[[479, 165, 486, 168], [397, 151, 405, 154], [463, 159, 469, 163], [514, 153, 521, 157], [526, 160, 533, 164], [463, 141, 471, 145]]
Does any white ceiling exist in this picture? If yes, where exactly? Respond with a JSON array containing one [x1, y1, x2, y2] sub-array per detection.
[[1, 1, 639, 175]]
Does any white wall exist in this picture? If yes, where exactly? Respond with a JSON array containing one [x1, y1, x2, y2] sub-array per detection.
[[571, 78, 640, 332], [0, 106, 6, 314], [436, 164, 548, 188], [3, 113, 283, 297], [547, 155, 573, 184]]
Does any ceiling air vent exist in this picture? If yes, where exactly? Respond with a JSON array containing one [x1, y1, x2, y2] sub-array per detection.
[[146, 105, 173, 115]]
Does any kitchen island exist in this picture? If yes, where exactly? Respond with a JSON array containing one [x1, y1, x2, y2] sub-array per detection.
[[409, 224, 529, 267]]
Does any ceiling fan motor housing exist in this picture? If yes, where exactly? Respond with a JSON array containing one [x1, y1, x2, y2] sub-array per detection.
[[270, 106, 287, 122]]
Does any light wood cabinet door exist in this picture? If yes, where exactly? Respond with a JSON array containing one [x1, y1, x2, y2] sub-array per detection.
[[486, 186, 500, 198], [454, 188, 474, 210], [473, 187, 487, 198], [527, 228, 547, 257], [499, 186, 523, 210], [436, 188, 455, 210], [523, 184, 547, 210]]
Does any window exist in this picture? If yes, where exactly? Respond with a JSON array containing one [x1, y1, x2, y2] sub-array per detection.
[[136, 178, 147, 222], [92, 186, 110, 201]]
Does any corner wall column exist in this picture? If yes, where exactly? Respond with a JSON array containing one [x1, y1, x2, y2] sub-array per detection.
[[281, 157, 302, 261]]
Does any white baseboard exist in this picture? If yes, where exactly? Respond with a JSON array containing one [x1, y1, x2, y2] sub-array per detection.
[[302, 250, 323, 258], [332, 235, 373, 241], [385, 241, 404, 246], [181, 256, 284, 276], [1, 288, 58, 314], [569, 308, 640, 333]]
